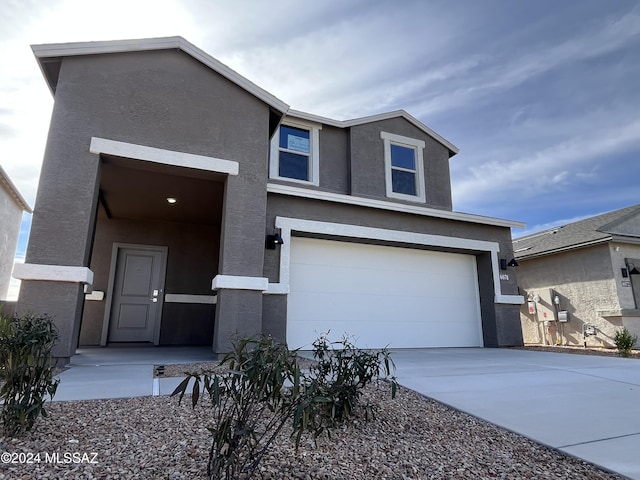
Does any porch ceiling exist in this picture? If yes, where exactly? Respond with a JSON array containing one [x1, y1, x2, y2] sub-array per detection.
[[99, 155, 224, 225]]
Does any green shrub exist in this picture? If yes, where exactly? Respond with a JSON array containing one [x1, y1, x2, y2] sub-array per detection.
[[172, 336, 302, 480], [292, 333, 397, 446], [0, 313, 59, 437], [172, 333, 398, 480], [614, 327, 637, 357]]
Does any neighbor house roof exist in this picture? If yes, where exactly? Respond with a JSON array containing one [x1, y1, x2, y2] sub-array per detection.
[[513, 204, 640, 260], [0, 164, 32, 213], [31, 37, 459, 157]]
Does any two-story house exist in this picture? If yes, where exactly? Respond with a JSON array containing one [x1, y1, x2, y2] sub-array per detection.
[[14, 37, 524, 363]]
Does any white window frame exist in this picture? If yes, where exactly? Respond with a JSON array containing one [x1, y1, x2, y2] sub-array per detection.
[[381, 131, 426, 203], [270, 119, 321, 186]]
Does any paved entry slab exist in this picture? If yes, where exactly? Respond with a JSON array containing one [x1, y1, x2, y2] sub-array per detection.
[[391, 348, 640, 480], [54, 346, 216, 401]]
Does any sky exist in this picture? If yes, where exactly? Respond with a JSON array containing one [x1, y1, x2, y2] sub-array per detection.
[[1, 0, 639, 295]]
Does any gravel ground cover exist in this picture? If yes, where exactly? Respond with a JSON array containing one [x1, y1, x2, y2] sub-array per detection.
[[0, 381, 623, 480]]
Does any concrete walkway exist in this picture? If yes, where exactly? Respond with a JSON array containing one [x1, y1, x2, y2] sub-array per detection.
[[391, 348, 640, 480], [53, 346, 640, 479], [54, 346, 216, 401]]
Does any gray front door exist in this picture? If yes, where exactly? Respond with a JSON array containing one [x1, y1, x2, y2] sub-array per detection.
[[108, 247, 165, 343]]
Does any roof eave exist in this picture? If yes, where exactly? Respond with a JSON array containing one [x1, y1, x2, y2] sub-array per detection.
[[516, 237, 611, 261], [0, 165, 32, 213], [610, 234, 640, 246], [31, 37, 289, 114], [288, 108, 459, 157]]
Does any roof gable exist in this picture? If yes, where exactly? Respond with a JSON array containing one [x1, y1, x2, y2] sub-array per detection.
[[598, 208, 640, 238], [288, 109, 459, 157], [514, 204, 640, 259], [32, 37, 458, 158], [0, 164, 32, 213], [31, 36, 289, 115]]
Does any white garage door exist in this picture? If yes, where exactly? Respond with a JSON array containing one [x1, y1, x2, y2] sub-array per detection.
[[287, 237, 483, 349]]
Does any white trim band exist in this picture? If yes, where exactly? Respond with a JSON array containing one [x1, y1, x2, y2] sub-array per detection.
[[495, 294, 525, 305], [90, 137, 239, 176], [165, 294, 217, 304], [13, 264, 94, 285], [267, 183, 525, 229], [268, 216, 524, 305], [212, 275, 269, 291], [85, 290, 105, 301]]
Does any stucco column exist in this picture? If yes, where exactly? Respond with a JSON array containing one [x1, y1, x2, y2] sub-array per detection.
[[212, 167, 268, 353], [16, 124, 100, 362]]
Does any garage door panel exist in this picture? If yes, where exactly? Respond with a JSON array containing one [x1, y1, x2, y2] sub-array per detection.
[[288, 319, 482, 349], [291, 264, 392, 295], [293, 268, 449, 297], [287, 237, 482, 349], [290, 292, 480, 324]]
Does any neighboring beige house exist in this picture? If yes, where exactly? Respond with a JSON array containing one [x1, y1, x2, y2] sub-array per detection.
[[0, 164, 32, 301], [514, 204, 640, 347]]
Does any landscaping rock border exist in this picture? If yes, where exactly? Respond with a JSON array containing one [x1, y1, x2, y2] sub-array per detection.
[[0, 383, 623, 479]]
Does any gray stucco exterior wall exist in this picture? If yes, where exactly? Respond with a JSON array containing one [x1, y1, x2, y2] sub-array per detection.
[[24, 38, 524, 359], [19, 49, 277, 359], [349, 118, 453, 210], [319, 125, 350, 194], [80, 209, 220, 346], [263, 194, 523, 347]]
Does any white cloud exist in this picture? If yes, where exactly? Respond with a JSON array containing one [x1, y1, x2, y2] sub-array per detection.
[[0, 0, 205, 204], [407, 6, 640, 119], [0, 0, 639, 260], [453, 117, 640, 208], [210, 2, 463, 117]]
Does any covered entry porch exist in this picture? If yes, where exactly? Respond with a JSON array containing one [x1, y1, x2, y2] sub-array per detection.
[[80, 140, 227, 347]]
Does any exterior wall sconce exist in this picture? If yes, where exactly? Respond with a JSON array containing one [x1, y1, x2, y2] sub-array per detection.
[[265, 232, 284, 250], [500, 258, 519, 270], [622, 267, 629, 278]]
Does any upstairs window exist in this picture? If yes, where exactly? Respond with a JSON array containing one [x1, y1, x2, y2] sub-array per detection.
[[381, 132, 426, 202], [270, 120, 320, 185]]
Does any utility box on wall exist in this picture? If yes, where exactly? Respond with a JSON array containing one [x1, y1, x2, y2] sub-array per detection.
[[558, 310, 569, 322]]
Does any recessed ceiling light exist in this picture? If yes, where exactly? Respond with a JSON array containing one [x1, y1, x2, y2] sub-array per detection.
[[166, 197, 177, 205]]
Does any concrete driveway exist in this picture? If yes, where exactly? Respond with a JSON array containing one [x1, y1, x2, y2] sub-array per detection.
[[392, 348, 640, 480]]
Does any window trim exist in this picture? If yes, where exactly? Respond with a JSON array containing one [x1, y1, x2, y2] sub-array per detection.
[[381, 131, 426, 203], [270, 119, 321, 186]]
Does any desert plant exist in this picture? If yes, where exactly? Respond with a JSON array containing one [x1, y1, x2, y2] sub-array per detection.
[[292, 333, 397, 445], [172, 333, 398, 479], [172, 336, 302, 480], [0, 313, 59, 436], [614, 327, 637, 357]]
